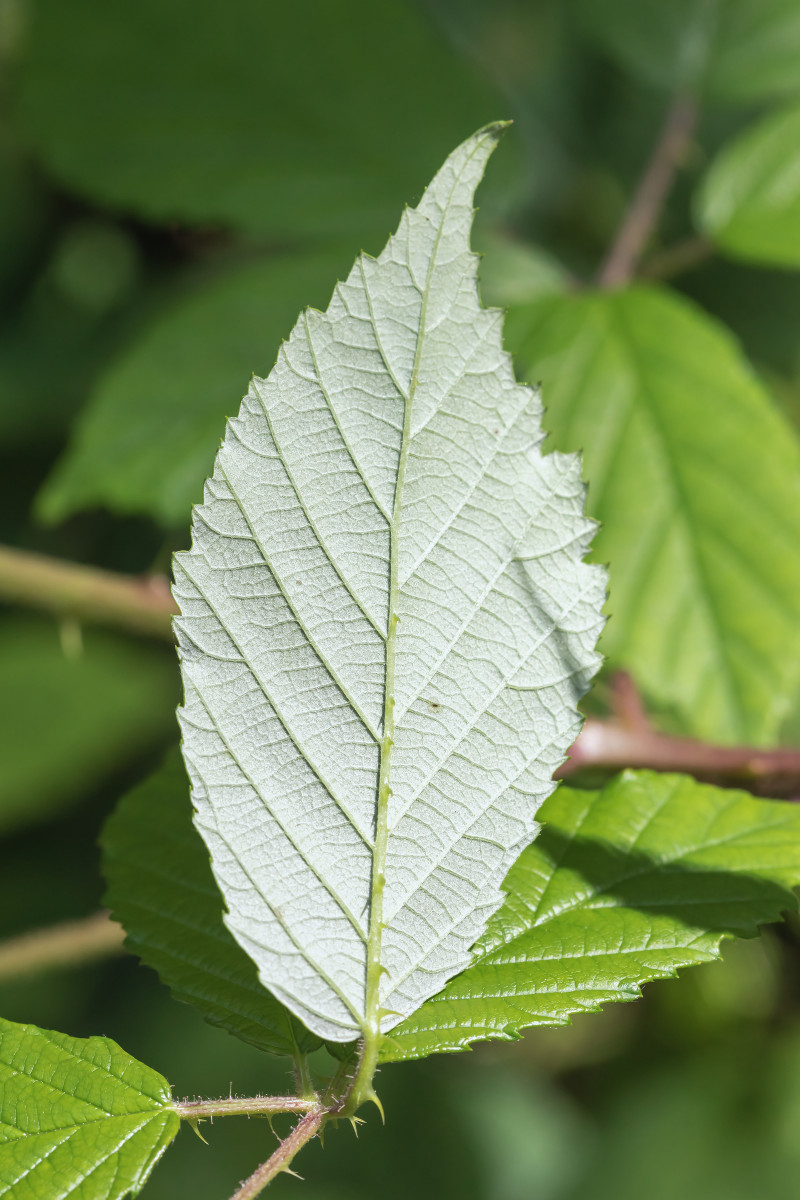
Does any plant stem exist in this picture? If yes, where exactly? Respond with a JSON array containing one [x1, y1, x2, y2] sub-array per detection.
[[339, 1034, 382, 1119], [559, 719, 800, 794], [228, 1107, 324, 1200], [0, 544, 176, 639], [640, 234, 714, 282], [292, 1053, 316, 1102], [0, 911, 125, 982], [174, 1096, 317, 1120], [597, 94, 697, 289]]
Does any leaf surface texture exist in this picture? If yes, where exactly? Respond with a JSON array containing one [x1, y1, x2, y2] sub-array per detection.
[[173, 126, 605, 1041], [382, 771, 800, 1061], [0, 1017, 178, 1199], [101, 754, 331, 1060]]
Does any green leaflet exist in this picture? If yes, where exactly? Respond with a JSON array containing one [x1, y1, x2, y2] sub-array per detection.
[[506, 284, 800, 745], [0, 1017, 178, 1199], [36, 249, 355, 529], [573, 0, 800, 103], [34, 237, 569, 531], [101, 752, 339, 1061], [698, 102, 800, 268], [476, 235, 570, 310], [382, 771, 800, 1062], [16, 0, 506, 242], [172, 126, 605, 1044]]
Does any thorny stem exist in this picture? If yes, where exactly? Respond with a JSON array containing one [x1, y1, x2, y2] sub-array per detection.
[[174, 1096, 317, 1120], [323, 1056, 355, 1107], [597, 93, 698, 289], [228, 1108, 325, 1200], [292, 1053, 316, 1102]]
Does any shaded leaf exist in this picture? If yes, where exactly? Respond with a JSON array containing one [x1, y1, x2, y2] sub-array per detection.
[[476, 234, 570, 308], [574, 0, 800, 104], [0, 1016, 178, 1198], [16, 0, 507, 242], [37, 249, 355, 528], [381, 771, 800, 1062], [506, 284, 800, 744], [173, 126, 605, 1042]]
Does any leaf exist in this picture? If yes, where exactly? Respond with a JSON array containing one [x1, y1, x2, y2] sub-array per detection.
[[505, 284, 800, 745], [573, 0, 800, 104], [16, 0, 507, 243], [172, 125, 605, 1043], [476, 234, 570, 309], [0, 1016, 178, 1199], [101, 752, 336, 1060], [0, 616, 178, 836], [381, 771, 800, 1062], [0, 226, 143, 451], [697, 102, 800, 269], [37, 249, 356, 528]]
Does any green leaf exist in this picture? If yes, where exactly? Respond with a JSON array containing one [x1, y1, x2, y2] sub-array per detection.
[[381, 771, 800, 1062], [0, 617, 178, 836], [101, 753, 330, 1060], [505, 284, 800, 745], [697, 102, 800, 268], [476, 234, 570, 309], [37, 249, 355, 528], [173, 126, 605, 1043], [573, 0, 800, 104], [16, 0, 506, 242], [0, 1016, 178, 1198]]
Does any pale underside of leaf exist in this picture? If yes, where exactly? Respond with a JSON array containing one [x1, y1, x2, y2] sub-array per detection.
[[173, 125, 605, 1041]]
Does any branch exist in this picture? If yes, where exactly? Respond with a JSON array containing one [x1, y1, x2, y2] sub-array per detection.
[[640, 234, 714, 282], [560, 719, 800, 795], [229, 1107, 324, 1200], [0, 911, 125, 982], [0, 545, 176, 639], [174, 1096, 317, 1120], [597, 94, 697, 289]]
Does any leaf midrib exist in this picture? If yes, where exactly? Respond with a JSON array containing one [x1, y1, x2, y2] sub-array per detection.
[[366, 133, 491, 1037]]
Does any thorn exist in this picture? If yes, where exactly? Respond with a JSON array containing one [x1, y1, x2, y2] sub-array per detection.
[[186, 1118, 209, 1144], [347, 1115, 365, 1137], [283, 1168, 304, 1180], [367, 1089, 385, 1124]]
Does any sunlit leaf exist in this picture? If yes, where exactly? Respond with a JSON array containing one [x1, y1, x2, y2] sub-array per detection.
[[0, 1017, 178, 1199], [382, 771, 800, 1061], [173, 126, 605, 1042], [506, 284, 800, 744], [698, 102, 800, 268]]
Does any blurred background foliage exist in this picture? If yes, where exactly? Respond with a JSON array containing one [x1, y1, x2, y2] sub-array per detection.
[[3, 0, 800, 1196]]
